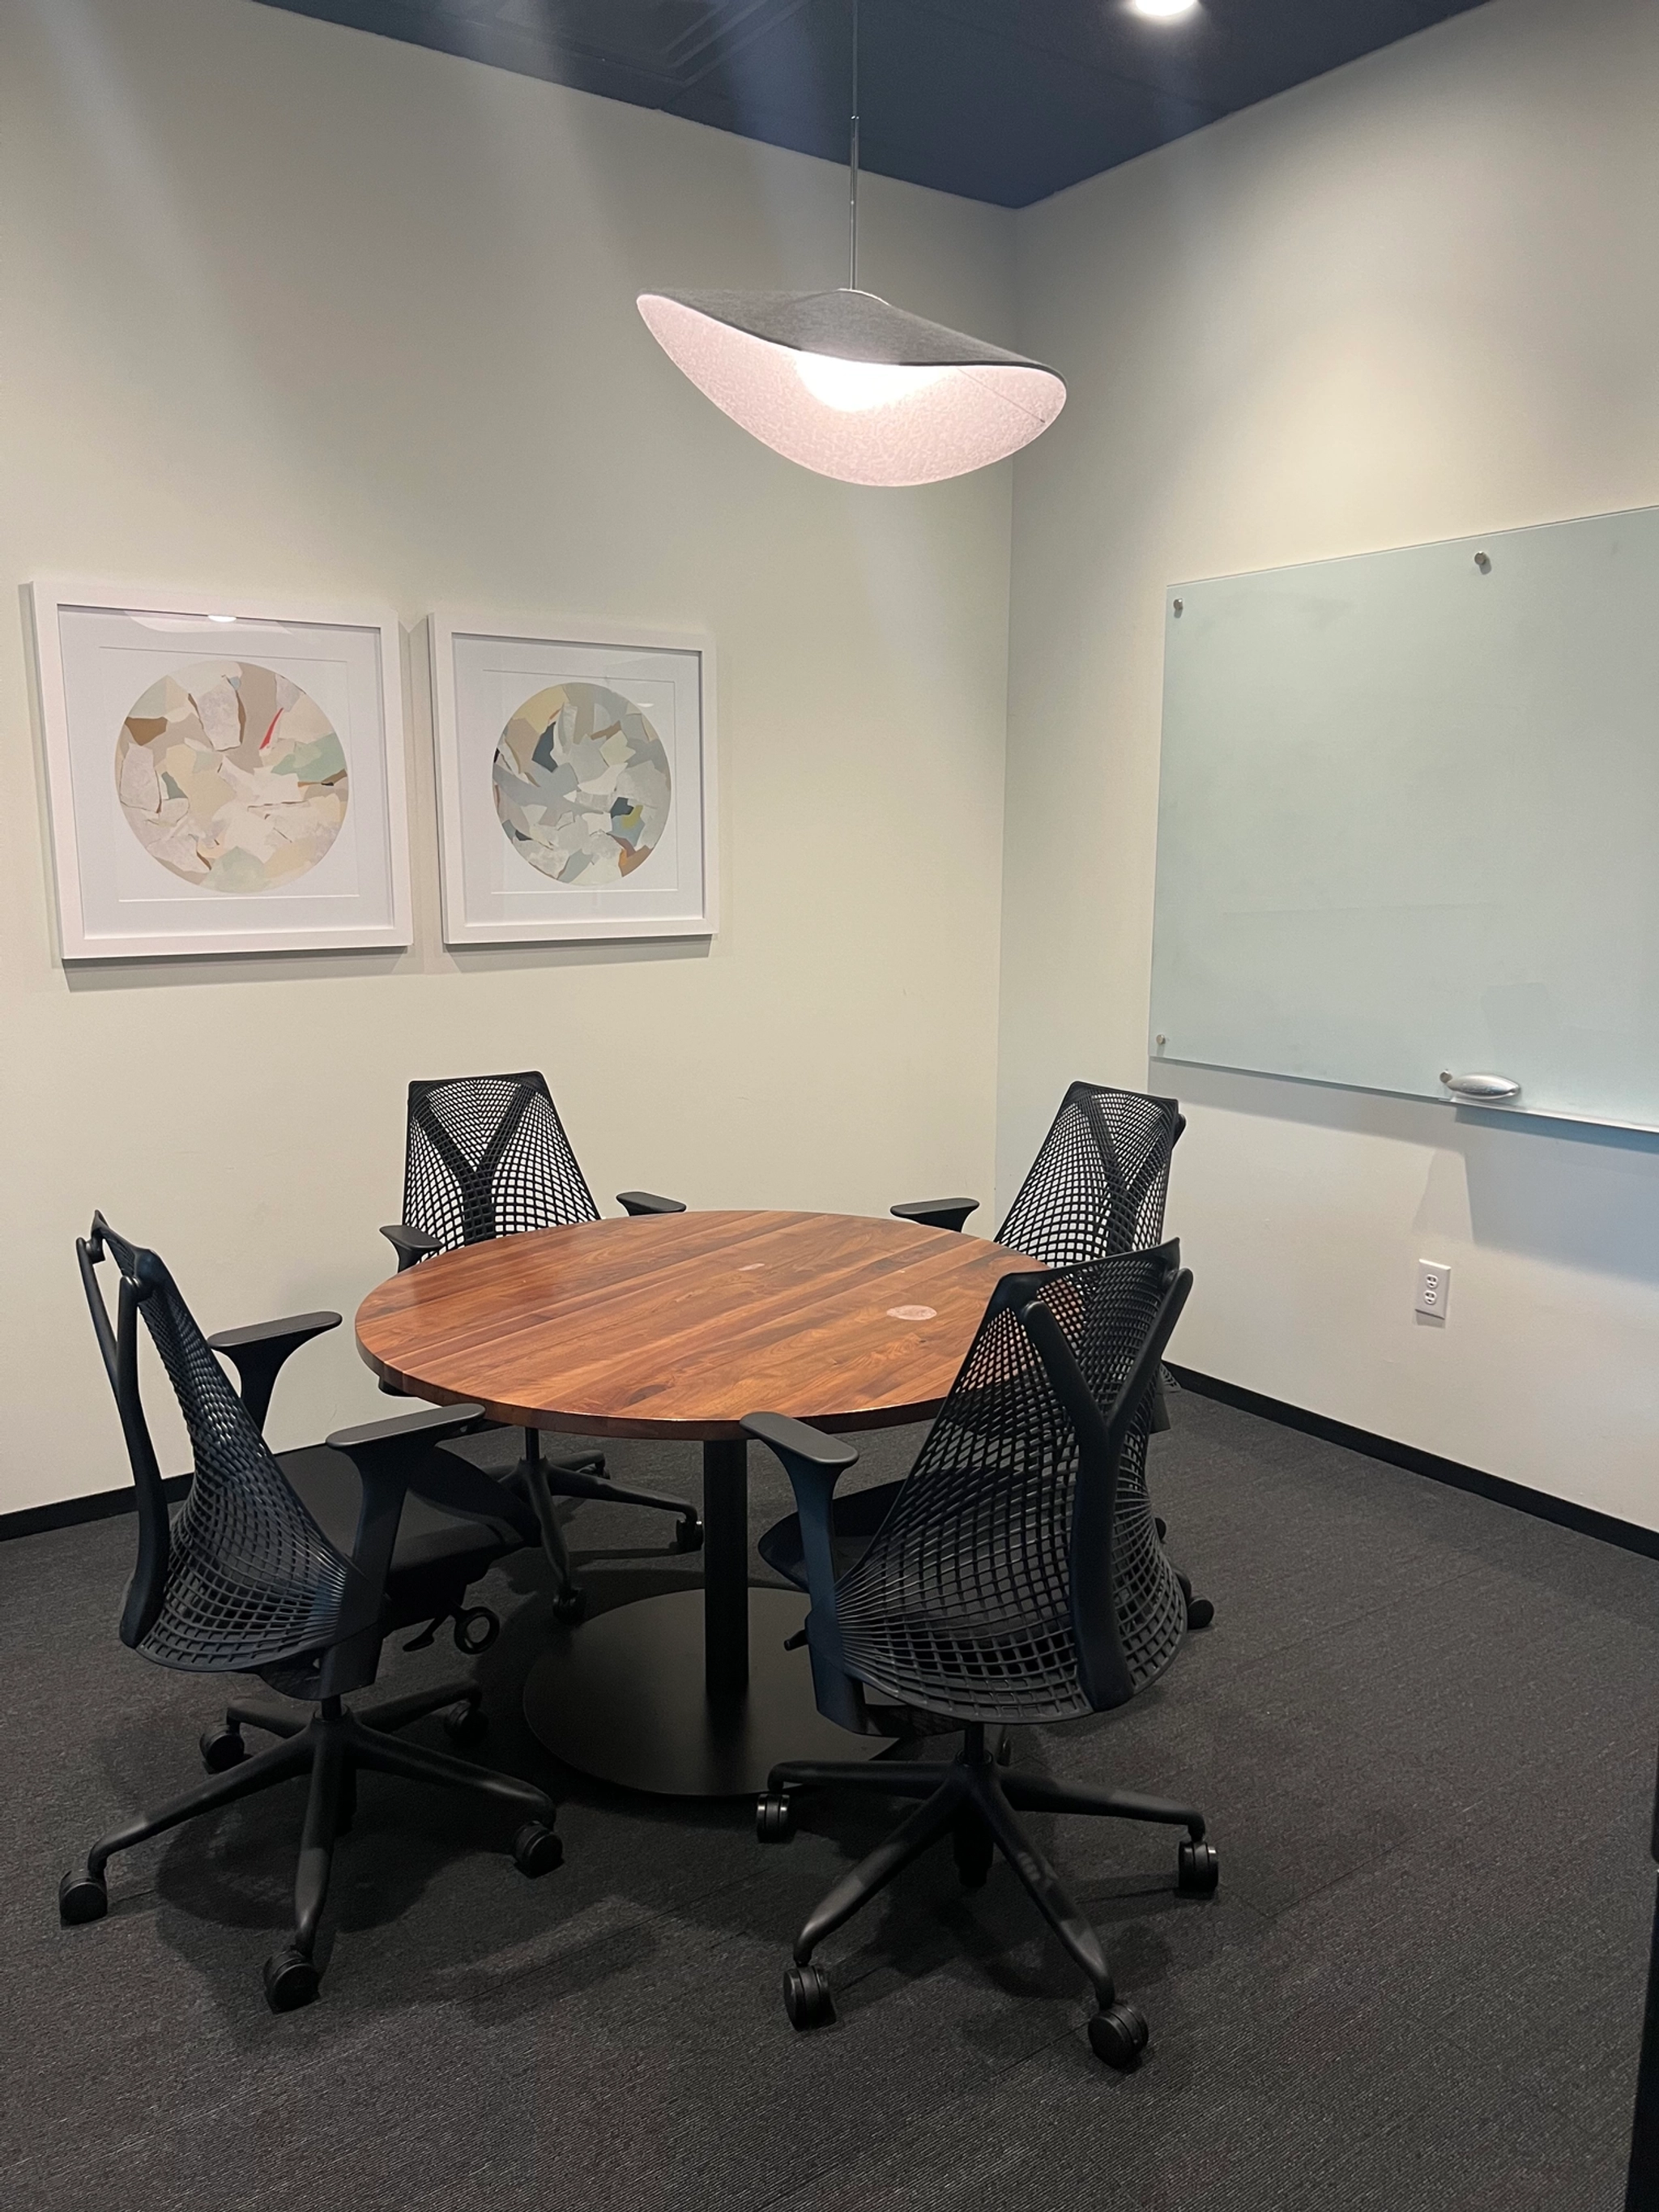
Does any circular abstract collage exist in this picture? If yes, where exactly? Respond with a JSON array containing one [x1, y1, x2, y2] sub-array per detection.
[[115, 661, 348, 893], [493, 681, 672, 884]]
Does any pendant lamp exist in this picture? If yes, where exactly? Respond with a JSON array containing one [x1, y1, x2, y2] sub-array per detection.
[[637, 6, 1064, 488]]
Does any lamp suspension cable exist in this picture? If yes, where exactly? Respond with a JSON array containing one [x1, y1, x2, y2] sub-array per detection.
[[848, 0, 860, 292], [633, 0, 1066, 487]]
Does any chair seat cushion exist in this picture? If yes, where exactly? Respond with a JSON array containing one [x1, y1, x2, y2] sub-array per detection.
[[277, 1445, 521, 1629], [757, 1481, 903, 1592]]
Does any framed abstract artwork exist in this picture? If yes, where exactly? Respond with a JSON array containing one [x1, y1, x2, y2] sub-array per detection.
[[429, 611, 717, 945], [28, 582, 412, 961]]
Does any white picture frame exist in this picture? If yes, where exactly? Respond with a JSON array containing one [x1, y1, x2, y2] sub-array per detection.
[[429, 609, 718, 945], [29, 578, 412, 961]]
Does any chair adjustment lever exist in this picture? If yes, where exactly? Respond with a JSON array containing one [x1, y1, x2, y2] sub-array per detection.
[[403, 1605, 501, 1657], [783, 1626, 808, 1651], [453, 1606, 500, 1655]]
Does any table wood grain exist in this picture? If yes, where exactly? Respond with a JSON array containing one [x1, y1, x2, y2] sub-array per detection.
[[354, 1209, 1037, 1439]]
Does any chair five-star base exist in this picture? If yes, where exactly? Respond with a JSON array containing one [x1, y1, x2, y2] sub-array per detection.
[[59, 1686, 562, 2012], [754, 1721, 1218, 2067]]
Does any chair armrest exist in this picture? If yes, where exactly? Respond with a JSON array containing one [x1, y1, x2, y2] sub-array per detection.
[[616, 1191, 686, 1217], [744, 1413, 864, 1730], [207, 1311, 341, 1434], [324, 1402, 488, 1594], [418, 1436, 541, 1544], [325, 1402, 487, 1457], [890, 1198, 979, 1234], [743, 1413, 859, 1477], [381, 1222, 441, 1272], [1017, 1260, 1192, 1711]]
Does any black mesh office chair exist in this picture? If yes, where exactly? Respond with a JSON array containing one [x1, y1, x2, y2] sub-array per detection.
[[382, 1072, 702, 1621], [895, 1080, 1183, 1259], [893, 1080, 1212, 1629], [744, 1242, 1213, 2067], [60, 1214, 565, 2012]]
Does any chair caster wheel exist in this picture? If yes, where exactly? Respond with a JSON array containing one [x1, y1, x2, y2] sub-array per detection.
[[199, 1724, 246, 1774], [1177, 1837, 1218, 1894], [783, 1962, 834, 2031], [442, 1700, 488, 1748], [263, 1947, 321, 2013], [756, 1792, 795, 1843], [1088, 2000, 1149, 2069], [674, 1515, 704, 1554], [551, 1585, 588, 1626], [58, 1869, 108, 1925], [1176, 1571, 1215, 1631], [512, 1821, 564, 1877]]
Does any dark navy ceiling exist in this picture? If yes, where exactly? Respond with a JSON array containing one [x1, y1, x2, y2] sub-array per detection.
[[255, 0, 1491, 210]]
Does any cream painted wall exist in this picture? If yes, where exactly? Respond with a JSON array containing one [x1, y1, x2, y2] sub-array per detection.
[[1001, 0, 1659, 1527], [0, 0, 1016, 1511]]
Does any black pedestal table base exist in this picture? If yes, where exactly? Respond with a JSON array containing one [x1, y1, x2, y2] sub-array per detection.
[[522, 1587, 893, 1796], [522, 1437, 893, 1796]]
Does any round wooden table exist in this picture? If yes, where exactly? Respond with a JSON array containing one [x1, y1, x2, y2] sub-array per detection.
[[355, 1209, 1034, 1796]]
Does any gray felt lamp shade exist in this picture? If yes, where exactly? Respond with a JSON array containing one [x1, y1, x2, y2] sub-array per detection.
[[637, 288, 1065, 487]]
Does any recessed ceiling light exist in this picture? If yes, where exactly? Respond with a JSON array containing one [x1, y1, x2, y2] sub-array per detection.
[[1131, 0, 1199, 19]]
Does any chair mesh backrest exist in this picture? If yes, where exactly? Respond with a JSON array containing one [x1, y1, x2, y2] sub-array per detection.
[[834, 1249, 1187, 1725], [95, 1222, 357, 1674], [403, 1072, 599, 1252], [996, 1082, 1180, 1266]]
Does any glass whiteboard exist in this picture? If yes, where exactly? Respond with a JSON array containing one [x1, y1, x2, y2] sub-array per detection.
[[1149, 505, 1659, 1131]]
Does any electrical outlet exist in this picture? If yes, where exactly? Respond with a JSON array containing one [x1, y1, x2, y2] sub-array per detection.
[[1416, 1259, 1452, 1320]]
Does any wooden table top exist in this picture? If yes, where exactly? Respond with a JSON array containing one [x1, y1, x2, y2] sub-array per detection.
[[354, 1209, 1038, 1440]]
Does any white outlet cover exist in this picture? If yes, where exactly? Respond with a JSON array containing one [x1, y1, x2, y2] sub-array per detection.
[[1416, 1259, 1452, 1319]]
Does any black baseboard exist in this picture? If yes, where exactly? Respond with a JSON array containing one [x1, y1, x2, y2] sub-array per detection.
[[0, 1473, 191, 1545], [1167, 1363, 1659, 1565]]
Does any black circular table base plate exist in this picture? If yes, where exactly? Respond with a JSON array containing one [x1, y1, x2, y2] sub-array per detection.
[[522, 1588, 895, 1797]]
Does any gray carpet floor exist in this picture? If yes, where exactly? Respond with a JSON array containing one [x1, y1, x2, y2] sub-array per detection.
[[2, 1390, 1656, 2212]]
